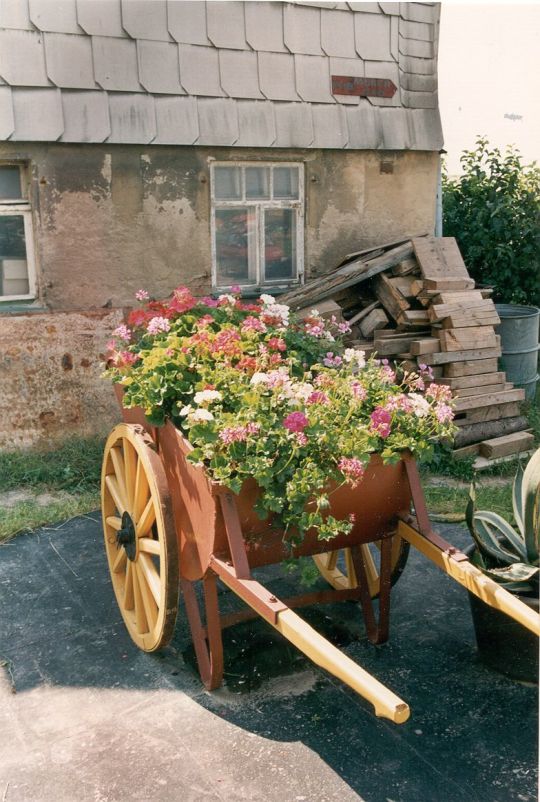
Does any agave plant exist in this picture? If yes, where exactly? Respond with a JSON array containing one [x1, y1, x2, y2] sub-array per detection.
[[466, 447, 540, 595]]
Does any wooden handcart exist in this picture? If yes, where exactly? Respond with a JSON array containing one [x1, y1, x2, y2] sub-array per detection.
[[101, 398, 540, 725]]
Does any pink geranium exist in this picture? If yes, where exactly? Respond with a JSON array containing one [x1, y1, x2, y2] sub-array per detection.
[[169, 285, 196, 314], [338, 457, 365, 485], [283, 412, 309, 433], [307, 391, 329, 405], [370, 407, 392, 438], [147, 316, 170, 335]]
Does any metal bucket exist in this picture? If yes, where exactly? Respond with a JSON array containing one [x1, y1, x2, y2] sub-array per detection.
[[495, 304, 539, 401]]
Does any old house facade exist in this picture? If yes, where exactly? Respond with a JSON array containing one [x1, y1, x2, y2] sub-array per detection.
[[0, 0, 442, 448]]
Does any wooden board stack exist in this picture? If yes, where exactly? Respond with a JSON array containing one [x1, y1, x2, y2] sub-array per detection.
[[280, 235, 534, 466]]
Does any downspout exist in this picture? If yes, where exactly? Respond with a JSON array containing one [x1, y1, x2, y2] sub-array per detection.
[[435, 151, 443, 237]]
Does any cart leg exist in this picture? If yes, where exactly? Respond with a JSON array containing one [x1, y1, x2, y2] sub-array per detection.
[[181, 575, 224, 690], [350, 540, 393, 644]]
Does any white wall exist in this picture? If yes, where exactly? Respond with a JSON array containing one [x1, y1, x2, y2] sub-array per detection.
[[438, 2, 540, 174]]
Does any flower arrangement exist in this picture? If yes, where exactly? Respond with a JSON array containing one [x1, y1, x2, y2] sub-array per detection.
[[106, 285, 455, 545]]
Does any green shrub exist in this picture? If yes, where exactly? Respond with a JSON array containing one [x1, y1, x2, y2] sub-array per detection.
[[442, 138, 540, 305]]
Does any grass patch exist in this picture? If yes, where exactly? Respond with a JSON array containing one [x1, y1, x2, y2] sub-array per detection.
[[0, 490, 100, 543], [0, 436, 104, 543], [424, 481, 513, 523], [0, 436, 104, 492]]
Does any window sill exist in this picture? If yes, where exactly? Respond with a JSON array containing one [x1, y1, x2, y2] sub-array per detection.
[[0, 299, 46, 315]]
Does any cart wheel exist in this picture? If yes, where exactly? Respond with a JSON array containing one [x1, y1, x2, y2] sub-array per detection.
[[101, 423, 179, 652], [312, 536, 409, 599]]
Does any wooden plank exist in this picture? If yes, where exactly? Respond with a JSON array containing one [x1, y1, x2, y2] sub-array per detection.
[[347, 300, 380, 326], [443, 357, 499, 377], [436, 371, 506, 389], [374, 272, 410, 322], [387, 276, 423, 299], [280, 242, 414, 310], [374, 334, 426, 355], [297, 299, 343, 322], [473, 451, 534, 471], [440, 311, 501, 329], [359, 308, 389, 338], [337, 235, 421, 267], [424, 277, 475, 290], [454, 382, 509, 398], [397, 310, 430, 328], [454, 388, 525, 412], [429, 299, 495, 321], [391, 257, 419, 276], [454, 401, 522, 426], [479, 431, 535, 459], [452, 443, 481, 459], [433, 290, 485, 305], [410, 338, 440, 355], [423, 345, 501, 366], [453, 416, 530, 447], [437, 327, 498, 352], [413, 236, 470, 280]]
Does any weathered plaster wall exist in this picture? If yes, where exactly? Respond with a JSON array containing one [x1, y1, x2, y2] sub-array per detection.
[[0, 143, 438, 449], [0, 143, 438, 309], [0, 310, 123, 450]]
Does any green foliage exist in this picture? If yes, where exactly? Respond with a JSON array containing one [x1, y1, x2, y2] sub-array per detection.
[[466, 448, 540, 595], [442, 137, 540, 305], [0, 436, 104, 492]]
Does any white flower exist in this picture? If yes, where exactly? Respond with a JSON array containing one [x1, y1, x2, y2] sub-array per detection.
[[194, 389, 222, 405], [179, 405, 193, 416], [408, 393, 430, 417], [250, 372, 270, 386], [191, 408, 214, 422], [260, 294, 275, 306], [218, 293, 235, 305], [291, 382, 314, 402], [343, 348, 366, 369]]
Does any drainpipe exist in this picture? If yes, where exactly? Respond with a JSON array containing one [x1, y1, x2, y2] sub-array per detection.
[[435, 151, 443, 237]]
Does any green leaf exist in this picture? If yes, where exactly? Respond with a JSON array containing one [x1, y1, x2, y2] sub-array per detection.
[[522, 447, 540, 564]]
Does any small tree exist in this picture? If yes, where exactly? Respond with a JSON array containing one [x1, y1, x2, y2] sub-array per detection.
[[442, 138, 540, 306]]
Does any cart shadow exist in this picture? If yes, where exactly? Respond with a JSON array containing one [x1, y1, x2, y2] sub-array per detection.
[[0, 514, 537, 802]]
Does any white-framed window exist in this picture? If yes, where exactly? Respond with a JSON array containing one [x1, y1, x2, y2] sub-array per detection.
[[0, 163, 37, 301], [210, 162, 304, 291]]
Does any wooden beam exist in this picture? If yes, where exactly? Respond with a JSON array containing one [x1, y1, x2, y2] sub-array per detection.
[[437, 372, 506, 389], [374, 272, 410, 322], [479, 431, 535, 459], [437, 326, 499, 352], [443, 357, 499, 377], [454, 401, 523, 426], [454, 388, 525, 412], [453, 416, 530, 447], [422, 346, 501, 365]]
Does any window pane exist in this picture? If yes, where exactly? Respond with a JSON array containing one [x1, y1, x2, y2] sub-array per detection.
[[0, 216, 29, 295], [214, 166, 241, 200], [264, 209, 297, 282], [245, 167, 270, 199], [215, 208, 257, 286], [0, 167, 22, 201], [273, 166, 298, 199]]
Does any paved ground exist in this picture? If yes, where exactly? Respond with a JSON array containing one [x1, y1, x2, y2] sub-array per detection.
[[0, 513, 537, 802]]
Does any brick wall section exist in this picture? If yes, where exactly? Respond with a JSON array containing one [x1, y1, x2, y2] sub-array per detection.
[[0, 309, 124, 450]]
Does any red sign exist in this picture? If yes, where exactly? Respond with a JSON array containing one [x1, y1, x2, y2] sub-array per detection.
[[332, 75, 397, 99]]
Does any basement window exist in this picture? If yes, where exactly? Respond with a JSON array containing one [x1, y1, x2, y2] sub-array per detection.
[[0, 164, 36, 301], [210, 162, 304, 292]]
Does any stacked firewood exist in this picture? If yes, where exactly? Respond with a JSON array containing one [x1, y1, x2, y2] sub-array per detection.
[[280, 235, 534, 466]]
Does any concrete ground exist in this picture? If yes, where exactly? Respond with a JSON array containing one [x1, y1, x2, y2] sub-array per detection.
[[0, 513, 537, 802]]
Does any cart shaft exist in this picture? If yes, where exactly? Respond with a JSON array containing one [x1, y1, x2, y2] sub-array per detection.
[[398, 520, 540, 637], [211, 556, 410, 724]]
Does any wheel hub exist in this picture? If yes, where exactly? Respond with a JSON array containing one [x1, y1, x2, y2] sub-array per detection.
[[117, 511, 137, 561]]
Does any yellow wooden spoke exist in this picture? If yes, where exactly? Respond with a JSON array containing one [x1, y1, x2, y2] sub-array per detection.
[[324, 551, 339, 571], [359, 545, 379, 595], [135, 562, 158, 631], [124, 561, 135, 610], [110, 447, 128, 511], [136, 497, 156, 538], [123, 438, 137, 510], [112, 547, 127, 574], [106, 515, 122, 531], [132, 565, 149, 635], [134, 459, 150, 522], [105, 475, 127, 514], [138, 552, 161, 607], [138, 537, 161, 556], [344, 548, 358, 588]]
